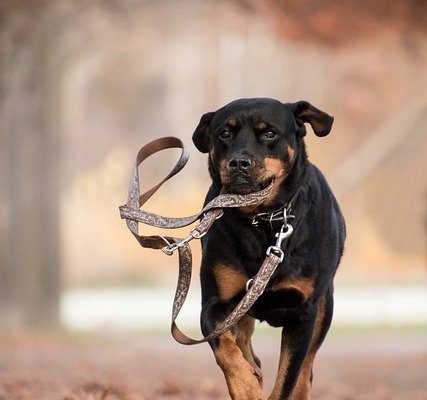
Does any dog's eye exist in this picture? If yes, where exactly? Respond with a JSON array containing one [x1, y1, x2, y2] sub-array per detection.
[[219, 130, 231, 139], [264, 130, 277, 139]]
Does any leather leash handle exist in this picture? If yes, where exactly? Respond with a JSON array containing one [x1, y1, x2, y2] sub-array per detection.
[[120, 137, 282, 345], [123, 137, 190, 250]]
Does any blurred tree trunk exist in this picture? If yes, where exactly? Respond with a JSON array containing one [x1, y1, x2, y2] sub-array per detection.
[[0, 3, 62, 328]]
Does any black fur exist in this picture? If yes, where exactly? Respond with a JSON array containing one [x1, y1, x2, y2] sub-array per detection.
[[193, 98, 345, 399]]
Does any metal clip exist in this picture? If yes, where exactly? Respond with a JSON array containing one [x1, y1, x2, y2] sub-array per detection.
[[214, 210, 224, 220], [266, 223, 293, 262], [161, 228, 206, 255]]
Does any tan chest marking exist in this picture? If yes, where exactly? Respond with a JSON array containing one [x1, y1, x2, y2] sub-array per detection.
[[214, 264, 248, 301], [271, 277, 314, 301]]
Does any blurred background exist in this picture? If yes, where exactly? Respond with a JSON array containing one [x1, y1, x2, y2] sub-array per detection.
[[0, 1, 426, 399]]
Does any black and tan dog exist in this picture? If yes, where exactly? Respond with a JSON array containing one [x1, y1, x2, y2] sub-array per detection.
[[192, 98, 345, 400]]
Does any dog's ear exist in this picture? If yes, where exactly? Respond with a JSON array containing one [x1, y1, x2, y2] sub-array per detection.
[[289, 101, 334, 137], [192, 112, 215, 153]]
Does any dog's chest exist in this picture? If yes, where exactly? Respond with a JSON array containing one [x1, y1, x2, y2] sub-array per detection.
[[248, 283, 311, 326]]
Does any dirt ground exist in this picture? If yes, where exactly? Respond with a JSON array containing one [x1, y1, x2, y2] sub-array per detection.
[[0, 329, 425, 400]]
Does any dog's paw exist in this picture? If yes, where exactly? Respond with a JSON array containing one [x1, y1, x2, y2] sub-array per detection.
[[227, 372, 264, 400], [230, 385, 264, 400]]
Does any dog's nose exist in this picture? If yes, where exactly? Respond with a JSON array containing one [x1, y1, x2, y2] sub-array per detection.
[[229, 155, 253, 171]]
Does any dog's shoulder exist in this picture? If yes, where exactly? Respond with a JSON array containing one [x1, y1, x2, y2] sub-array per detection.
[[302, 162, 343, 222], [297, 161, 346, 257]]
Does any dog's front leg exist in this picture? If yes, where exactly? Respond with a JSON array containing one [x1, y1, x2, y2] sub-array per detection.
[[236, 314, 263, 386], [292, 292, 334, 400], [201, 301, 264, 400], [268, 308, 317, 400]]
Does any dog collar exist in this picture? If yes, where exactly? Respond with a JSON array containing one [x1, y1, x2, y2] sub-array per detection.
[[251, 190, 299, 230], [251, 206, 294, 227]]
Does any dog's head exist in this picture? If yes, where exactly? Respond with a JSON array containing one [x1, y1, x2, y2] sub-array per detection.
[[192, 98, 333, 196]]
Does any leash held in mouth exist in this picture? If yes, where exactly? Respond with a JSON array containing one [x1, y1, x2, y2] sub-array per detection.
[[119, 137, 294, 345]]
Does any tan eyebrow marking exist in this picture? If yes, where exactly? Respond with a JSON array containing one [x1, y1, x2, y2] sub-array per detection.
[[255, 121, 267, 130], [226, 118, 238, 128], [271, 277, 315, 301]]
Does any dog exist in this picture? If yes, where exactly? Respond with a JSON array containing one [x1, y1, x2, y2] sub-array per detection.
[[192, 98, 345, 400]]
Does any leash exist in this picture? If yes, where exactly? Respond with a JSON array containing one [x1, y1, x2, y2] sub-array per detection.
[[119, 137, 293, 345]]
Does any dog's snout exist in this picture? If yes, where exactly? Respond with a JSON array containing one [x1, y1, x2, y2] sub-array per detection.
[[229, 155, 253, 171]]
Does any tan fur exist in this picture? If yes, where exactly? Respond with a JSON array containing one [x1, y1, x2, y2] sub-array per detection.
[[239, 204, 261, 214], [269, 297, 326, 400], [287, 146, 295, 163], [214, 264, 247, 301], [221, 152, 294, 211], [227, 118, 238, 127], [236, 315, 262, 385], [290, 296, 326, 400], [219, 159, 229, 185], [238, 157, 285, 213], [255, 121, 267, 130], [271, 277, 315, 301], [269, 344, 291, 400], [259, 157, 284, 206], [263, 157, 285, 178], [215, 330, 264, 400]]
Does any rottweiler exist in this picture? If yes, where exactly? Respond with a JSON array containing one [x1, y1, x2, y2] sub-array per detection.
[[192, 98, 346, 400]]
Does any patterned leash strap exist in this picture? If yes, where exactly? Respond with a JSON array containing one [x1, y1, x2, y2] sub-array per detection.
[[119, 137, 287, 345]]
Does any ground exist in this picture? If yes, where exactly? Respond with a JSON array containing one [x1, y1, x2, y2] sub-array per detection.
[[0, 328, 425, 400]]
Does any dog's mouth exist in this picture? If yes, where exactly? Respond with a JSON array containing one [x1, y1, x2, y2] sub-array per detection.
[[259, 176, 275, 191], [222, 174, 275, 195]]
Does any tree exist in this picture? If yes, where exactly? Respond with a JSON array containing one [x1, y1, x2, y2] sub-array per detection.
[[0, 1, 81, 328]]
